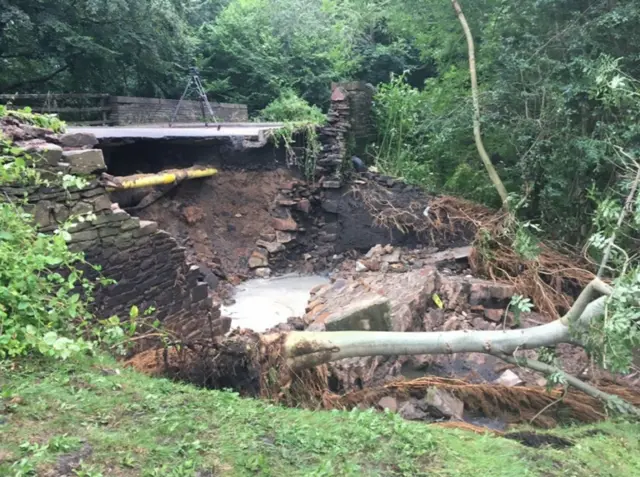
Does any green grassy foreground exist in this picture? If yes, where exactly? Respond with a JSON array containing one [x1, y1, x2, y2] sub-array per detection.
[[1, 355, 639, 476]]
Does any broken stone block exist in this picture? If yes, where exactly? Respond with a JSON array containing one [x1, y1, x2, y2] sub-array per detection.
[[494, 370, 523, 387], [254, 267, 272, 278], [322, 180, 341, 189], [389, 263, 407, 273], [483, 308, 504, 323], [256, 239, 285, 254], [365, 244, 384, 259], [248, 248, 269, 268], [272, 216, 298, 231], [296, 199, 311, 213], [59, 132, 98, 148], [33, 200, 54, 228], [378, 396, 398, 412], [398, 400, 428, 421], [307, 296, 391, 332], [359, 258, 381, 271], [355, 261, 368, 272], [136, 220, 158, 236], [260, 231, 276, 242], [469, 280, 516, 305], [62, 149, 106, 174], [382, 250, 401, 264], [276, 231, 295, 243], [18, 140, 63, 166], [424, 387, 464, 420]]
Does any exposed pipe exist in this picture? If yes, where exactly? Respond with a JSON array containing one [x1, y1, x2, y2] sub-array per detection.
[[102, 166, 217, 191]]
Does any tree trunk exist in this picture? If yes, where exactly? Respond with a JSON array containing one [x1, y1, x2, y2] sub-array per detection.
[[283, 278, 611, 370], [451, 0, 509, 205], [284, 320, 570, 370]]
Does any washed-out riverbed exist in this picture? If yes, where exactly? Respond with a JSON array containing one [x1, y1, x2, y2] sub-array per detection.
[[220, 274, 330, 332]]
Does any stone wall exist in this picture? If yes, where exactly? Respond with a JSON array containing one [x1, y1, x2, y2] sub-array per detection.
[[0, 118, 229, 342], [332, 81, 375, 158], [109, 96, 248, 125]]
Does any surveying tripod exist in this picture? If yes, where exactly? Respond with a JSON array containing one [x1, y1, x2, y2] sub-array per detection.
[[170, 67, 216, 127]]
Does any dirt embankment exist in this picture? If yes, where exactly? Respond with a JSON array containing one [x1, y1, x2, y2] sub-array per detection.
[[136, 169, 295, 280]]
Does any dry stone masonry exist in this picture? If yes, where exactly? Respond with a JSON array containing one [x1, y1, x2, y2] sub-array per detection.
[[0, 117, 230, 342]]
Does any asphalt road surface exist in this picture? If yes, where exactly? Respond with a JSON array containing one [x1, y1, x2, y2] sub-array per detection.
[[68, 123, 283, 140]]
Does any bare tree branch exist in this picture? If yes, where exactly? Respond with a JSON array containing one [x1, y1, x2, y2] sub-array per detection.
[[450, 0, 509, 205]]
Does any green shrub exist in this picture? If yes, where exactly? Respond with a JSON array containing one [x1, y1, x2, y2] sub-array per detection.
[[0, 201, 101, 359], [257, 90, 326, 124], [0, 108, 131, 360]]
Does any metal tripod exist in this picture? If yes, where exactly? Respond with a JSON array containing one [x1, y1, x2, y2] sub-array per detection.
[[170, 67, 216, 127]]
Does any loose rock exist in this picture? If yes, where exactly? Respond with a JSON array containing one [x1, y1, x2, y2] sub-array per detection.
[[378, 396, 398, 412], [254, 267, 272, 278], [256, 239, 286, 254], [494, 369, 523, 387], [355, 261, 368, 272], [248, 248, 269, 268], [424, 387, 464, 420], [272, 216, 298, 231], [59, 132, 98, 148], [62, 149, 106, 174]]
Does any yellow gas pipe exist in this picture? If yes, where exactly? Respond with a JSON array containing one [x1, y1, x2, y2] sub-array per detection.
[[103, 167, 217, 191]]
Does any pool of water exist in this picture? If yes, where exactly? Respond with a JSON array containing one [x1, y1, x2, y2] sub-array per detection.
[[221, 274, 330, 332]]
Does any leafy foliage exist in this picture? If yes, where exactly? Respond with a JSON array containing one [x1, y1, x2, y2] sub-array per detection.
[[0, 201, 98, 359], [0, 109, 137, 360], [257, 89, 326, 123], [0, 0, 193, 97]]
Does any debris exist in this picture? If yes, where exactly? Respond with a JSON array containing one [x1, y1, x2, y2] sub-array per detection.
[[378, 396, 398, 412], [276, 231, 295, 243], [256, 239, 285, 254], [424, 387, 464, 420], [389, 263, 407, 273], [355, 261, 368, 272], [296, 199, 311, 213], [483, 308, 504, 323], [254, 267, 272, 278], [182, 206, 205, 224], [272, 216, 298, 231], [382, 250, 401, 263], [494, 370, 524, 387], [307, 296, 391, 332], [366, 244, 384, 258], [248, 249, 269, 269], [398, 400, 428, 421]]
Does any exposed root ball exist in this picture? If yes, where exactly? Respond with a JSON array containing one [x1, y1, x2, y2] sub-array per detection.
[[357, 182, 595, 319], [125, 330, 328, 407], [324, 376, 640, 428]]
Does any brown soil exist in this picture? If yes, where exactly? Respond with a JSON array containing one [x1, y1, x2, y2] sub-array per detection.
[[136, 169, 297, 279]]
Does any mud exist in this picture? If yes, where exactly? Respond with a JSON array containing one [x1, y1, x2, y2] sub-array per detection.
[[133, 169, 298, 280]]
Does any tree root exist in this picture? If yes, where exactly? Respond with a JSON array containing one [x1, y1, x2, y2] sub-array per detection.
[[496, 354, 640, 418]]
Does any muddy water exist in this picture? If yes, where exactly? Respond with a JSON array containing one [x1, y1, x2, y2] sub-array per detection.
[[221, 274, 330, 332]]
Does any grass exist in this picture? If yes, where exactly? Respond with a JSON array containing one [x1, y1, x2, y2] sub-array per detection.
[[0, 354, 639, 476]]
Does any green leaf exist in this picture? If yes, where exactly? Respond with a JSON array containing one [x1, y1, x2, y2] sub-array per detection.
[[129, 306, 139, 319]]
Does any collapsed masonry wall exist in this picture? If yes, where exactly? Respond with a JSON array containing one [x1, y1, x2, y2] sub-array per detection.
[[0, 118, 229, 342]]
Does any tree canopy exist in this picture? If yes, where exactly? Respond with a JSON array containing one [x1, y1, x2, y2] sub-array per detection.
[[2, 0, 640, 246]]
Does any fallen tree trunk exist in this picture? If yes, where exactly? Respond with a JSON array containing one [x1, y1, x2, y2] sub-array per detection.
[[283, 279, 611, 370], [264, 279, 637, 416]]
